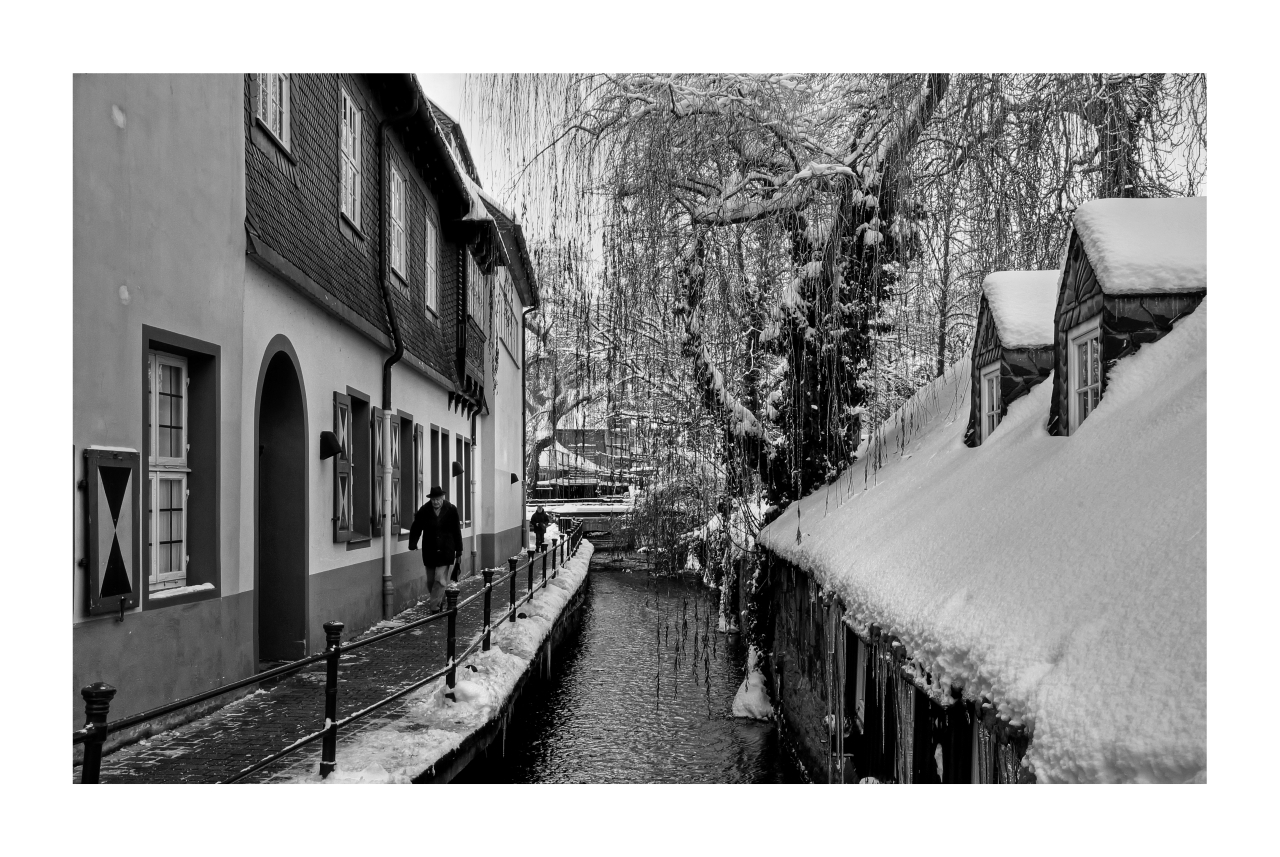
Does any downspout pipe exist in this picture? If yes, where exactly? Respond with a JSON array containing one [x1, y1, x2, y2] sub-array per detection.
[[378, 89, 419, 620], [521, 305, 537, 550]]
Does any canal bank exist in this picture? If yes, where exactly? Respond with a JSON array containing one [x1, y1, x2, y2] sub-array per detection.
[[456, 553, 804, 783], [283, 540, 596, 784]]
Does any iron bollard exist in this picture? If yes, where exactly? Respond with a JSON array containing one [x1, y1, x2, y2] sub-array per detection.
[[551, 537, 559, 577], [527, 549, 536, 599], [446, 586, 459, 688], [482, 568, 494, 651], [320, 620, 345, 778], [508, 556, 519, 622], [79, 681, 116, 784]]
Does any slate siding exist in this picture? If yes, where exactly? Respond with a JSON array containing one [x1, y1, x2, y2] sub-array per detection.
[[243, 73, 461, 387]]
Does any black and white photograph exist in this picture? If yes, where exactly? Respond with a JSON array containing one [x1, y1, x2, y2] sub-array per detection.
[[18, 2, 1276, 852]]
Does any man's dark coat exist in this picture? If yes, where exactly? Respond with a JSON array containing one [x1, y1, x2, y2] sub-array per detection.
[[409, 500, 463, 568]]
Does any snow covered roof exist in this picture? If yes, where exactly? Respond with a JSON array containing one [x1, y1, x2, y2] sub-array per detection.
[[540, 440, 602, 473], [759, 302, 1206, 783], [1072, 197, 1207, 295], [981, 270, 1059, 348]]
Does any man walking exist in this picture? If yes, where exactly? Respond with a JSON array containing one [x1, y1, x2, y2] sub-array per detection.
[[530, 505, 550, 551], [408, 485, 463, 612]]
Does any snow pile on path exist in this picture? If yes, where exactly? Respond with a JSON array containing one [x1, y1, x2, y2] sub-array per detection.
[[1072, 197, 1206, 295], [982, 271, 1059, 348], [759, 303, 1206, 783], [288, 540, 596, 783], [732, 646, 774, 720]]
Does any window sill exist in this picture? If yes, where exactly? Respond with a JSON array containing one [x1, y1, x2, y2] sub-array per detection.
[[144, 582, 218, 610], [340, 211, 366, 242], [253, 117, 296, 163], [346, 535, 372, 551]]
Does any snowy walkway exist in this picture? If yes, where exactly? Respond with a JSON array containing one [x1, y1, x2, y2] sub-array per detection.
[[85, 540, 589, 784]]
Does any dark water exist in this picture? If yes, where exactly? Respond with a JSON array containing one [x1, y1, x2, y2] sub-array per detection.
[[456, 554, 802, 783]]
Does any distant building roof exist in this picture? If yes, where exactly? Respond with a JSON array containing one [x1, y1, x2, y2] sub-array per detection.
[[1071, 197, 1207, 295], [981, 270, 1059, 348]]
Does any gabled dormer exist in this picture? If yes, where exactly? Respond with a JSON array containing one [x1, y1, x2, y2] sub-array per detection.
[[1048, 197, 1207, 436], [964, 271, 1059, 446]]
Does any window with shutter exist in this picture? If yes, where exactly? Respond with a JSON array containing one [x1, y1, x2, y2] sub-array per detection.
[[339, 87, 362, 229], [333, 392, 353, 542]]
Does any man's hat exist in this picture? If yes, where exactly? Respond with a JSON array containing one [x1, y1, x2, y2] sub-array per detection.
[[429, 485, 446, 499]]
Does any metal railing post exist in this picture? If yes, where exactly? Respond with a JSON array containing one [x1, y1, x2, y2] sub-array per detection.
[[551, 537, 559, 577], [320, 620, 344, 778], [526, 548, 536, 599], [482, 568, 494, 651], [446, 586, 459, 688], [541, 548, 548, 588], [79, 682, 116, 784], [508, 556, 518, 622]]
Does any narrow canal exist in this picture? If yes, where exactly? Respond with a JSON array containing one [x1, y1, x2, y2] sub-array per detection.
[[456, 551, 804, 783]]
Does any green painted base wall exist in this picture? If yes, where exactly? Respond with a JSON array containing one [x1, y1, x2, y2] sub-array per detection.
[[72, 590, 255, 728], [479, 524, 524, 571]]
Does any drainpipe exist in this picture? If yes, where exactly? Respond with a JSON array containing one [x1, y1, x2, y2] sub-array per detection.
[[522, 305, 537, 550], [378, 89, 419, 620]]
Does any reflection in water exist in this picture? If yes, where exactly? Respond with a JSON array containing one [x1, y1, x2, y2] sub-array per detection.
[[456, 556, 801, 783]]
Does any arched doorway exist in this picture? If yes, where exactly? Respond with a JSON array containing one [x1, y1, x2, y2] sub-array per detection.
[[257, 349, 307, 662]]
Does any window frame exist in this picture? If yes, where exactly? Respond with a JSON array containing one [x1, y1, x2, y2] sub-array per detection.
[[339, 86, 363, 230], [147, 351, 190, 592], [255, 73, 291, 150], [978, 360, 1002, 444], [424, 214, 440, 317], [1068, 314, 1103, 435], [467, 252, 489, 337], [389, 163, 408, 282]]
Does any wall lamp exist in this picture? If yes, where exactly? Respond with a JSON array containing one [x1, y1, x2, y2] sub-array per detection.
[[319, 430, 343, 460]]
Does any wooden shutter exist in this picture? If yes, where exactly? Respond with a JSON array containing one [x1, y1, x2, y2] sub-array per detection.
[[85, 448, 141, 615], [388, 414, 401, 533], [371, 407, 384, 536], [333, 392, 353, 542]]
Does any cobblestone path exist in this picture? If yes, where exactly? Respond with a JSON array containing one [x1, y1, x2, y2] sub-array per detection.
[[82, 559, 548, 783]]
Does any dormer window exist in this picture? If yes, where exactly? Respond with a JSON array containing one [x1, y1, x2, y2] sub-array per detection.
[[979, 362, 1001, 442], [1068, 315, 1102, 434]]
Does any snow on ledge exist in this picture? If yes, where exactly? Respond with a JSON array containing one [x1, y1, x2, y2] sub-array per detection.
[[759, 303, 1206, 783], [149, 582, 215, 600], [981, 270, 1059, 348], [1072, 197, 1206, 295], [287, 540, 596, 783]]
